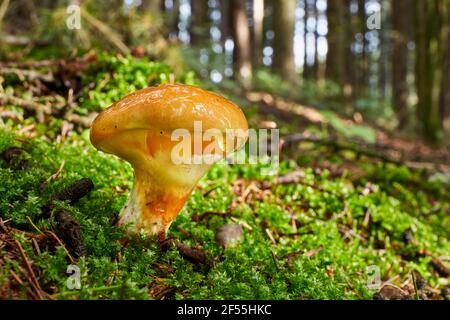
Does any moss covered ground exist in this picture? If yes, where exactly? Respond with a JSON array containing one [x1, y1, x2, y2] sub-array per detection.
[[0, 54, 449, 300]]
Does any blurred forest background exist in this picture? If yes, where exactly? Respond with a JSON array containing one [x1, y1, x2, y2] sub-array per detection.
[[0, 0, 449, 143]]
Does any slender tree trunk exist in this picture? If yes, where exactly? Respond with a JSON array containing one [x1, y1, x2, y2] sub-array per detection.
[[357, 0, 368, 97], [343, 0, 354, 99], [303, 1, 314, 79], [169, 0, 180, 38], [190, 0, 209, 46], [230, 0, 252, 87], [439, 1, 450, 131], [378, 16, 387, 97], [415, 0, 441, 142], [252, 0, 264, 69], [220, 0, 231, 43], [312, 1, 319, 80], [326, 0, 346, 86], [273, 0, 297, 83], [140, 0, 164, 12], [392, 0, 412, 129]]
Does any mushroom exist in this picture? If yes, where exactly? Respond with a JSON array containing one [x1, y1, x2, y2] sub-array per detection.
[[90, 84, 248, 240]]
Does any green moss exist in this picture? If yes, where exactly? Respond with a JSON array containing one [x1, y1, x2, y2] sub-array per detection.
[[79, 53, 198, 112], [1, 125, 449, 299]]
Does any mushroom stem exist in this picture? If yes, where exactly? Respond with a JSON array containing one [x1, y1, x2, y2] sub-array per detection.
[[118, 167, 193, 240]]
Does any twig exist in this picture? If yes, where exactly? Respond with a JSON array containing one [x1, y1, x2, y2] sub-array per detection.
[[10, 270, 24, 286], [177, 226, 192, 238], [270, 251, 280, 271], [0, 35, 50, 46], [0, 67, 54, 82], [304, 245, 324, 258], [0, 94, 51, 114], [430, 256, 450, 278], [65, 112, 98, 128], [14, 239, 44, 299], [203, 185, 220, 197], [32, 238, 41, 256], [230, 217, 253, 231], [265, 228, 276, 245], [284, 245, 325, 266], [15, 124, 35, 135], [27, 216, 44, 235], [47, 231, 76, 264], [47, 160, 65, 181], [244, 91, 326, 124], [0, 59, 60, 69]]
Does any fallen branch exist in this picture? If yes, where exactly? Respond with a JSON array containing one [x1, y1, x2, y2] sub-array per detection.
[[304, 245, 325, 258], [0, 67, 54, 82], [283, 134, 402, 164], [245, 91, 326, 124], [47, 230, 76, 264], [0, 93, 51, 114], [283, 134, 450, 174], [0, 58, 60, 69], [65, 112, 98, 128], [430, 256, 450, 278], [14, 239, 44, 300], [0, 35, 51, 46]]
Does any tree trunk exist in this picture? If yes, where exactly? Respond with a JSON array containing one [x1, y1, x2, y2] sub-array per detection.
[[252, 0, 264, 69], [343, 0, 354, 99], [378, 13, 387, 97], [273, 0, 297, 83], [140, 0, 164, 13], [303, 1, 314, 80], [439, 1, 450, 131], [190, 0, 209, 46], [230, 0, 252, 87], [415, 0, 441, 142], [356, 0, 368, 97], [169, 0, 180, 38], [326, 0, 346, 86], [220, 0, 231, 43], [392, 0, 412, 129], [312, 1, 319, 80]]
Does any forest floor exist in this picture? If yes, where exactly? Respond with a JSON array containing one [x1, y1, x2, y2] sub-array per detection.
[[0, 52, 449, 300]]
